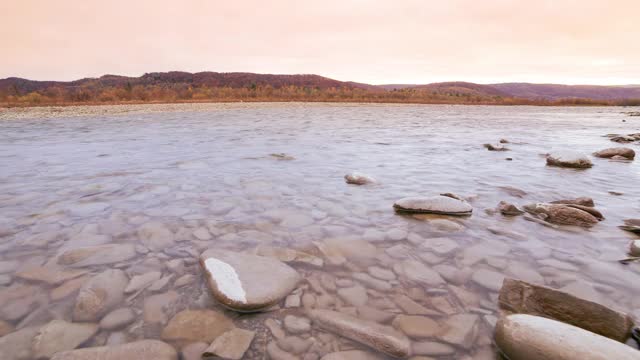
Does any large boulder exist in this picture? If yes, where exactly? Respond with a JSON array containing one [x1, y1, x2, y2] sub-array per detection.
[[546, 151, 593, 169], [73, 269, 128, 321], [523, 203, 600, 227], [310, 309, 411, 358], [495, 314, 640, 360], [51, 340, 177, 360], [199, 249, 301, 312], [594, 147, 635, 160], [394, 196, 472, 216], [498, 278, 634, 342]]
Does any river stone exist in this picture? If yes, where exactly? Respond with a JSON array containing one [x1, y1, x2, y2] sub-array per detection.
[[593, 147, 635, 160], [498, 278, 633, 341], [310, 309, 411, 358], [550, 197, 595, 207], [392, 315, 440, 338], [15, 265, 87, 285], [284, 315, 311, 334], [125, 271, 162, 293], [73, 269, 128, 322], [397, 259, 445, 286], [630, 240, 640, 256], [321, 350, 385, 360], [546, 151, 593, 168], [51, 340, 177, 360], [99, 307, 136, 330], [203, 328, 255, 360], [161, 309, 234, 346], [137, 222, 175, 252], [32, 319, 99, 359], [471, 268, 505, 292], [523, 203, 599, 227], [438, 313, 478, 348], [57, 244, 137, 267], [495, 314, 640, 360], [199, 249, 302, 312], [394, 196, 472, 216], [344, 172, 376, 185], [0, 326, 39, 360], [337, 285, 369, 306]]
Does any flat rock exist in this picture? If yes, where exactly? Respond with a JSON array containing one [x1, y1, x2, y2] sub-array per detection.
[[137, 222, 175, 252], [99, 307, 136, 330], [593, 147, 635, 160], [0, 326, 39, 360], [161, 309, 234, 346], [15, 265, 87, 285], [438, 313, 478, 348], [546, 151, 593, 168], [337, 285, 369, 306], [550, 197, 595, 207], [51, 340, 177, 360], [199, 249, 301, 312], [32, 319, 99, 359], [255, 245, 324, 267], [203, 328, 255, 360], [498, 278, 633, 341], [471, 268, 505, 292], [125, 271, 162, 293], [344, 172, 376, 185], [394, 196, 472, 216], [392, 315, 440, 338], [397, 259, 445, 286], [57, 244, 137, 267], [495, 314, 640, 360], [310, 309, 411, 358], [73, 269, 128, 321]]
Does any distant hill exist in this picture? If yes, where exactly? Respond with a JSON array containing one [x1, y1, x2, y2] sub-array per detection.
[[1, 71, 639, 106]]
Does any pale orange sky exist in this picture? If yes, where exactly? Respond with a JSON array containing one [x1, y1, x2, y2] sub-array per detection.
[[2, 0, 639, 85]]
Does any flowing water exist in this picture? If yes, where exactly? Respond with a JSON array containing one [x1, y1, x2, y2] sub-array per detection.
[[0, 103, 639, 359]]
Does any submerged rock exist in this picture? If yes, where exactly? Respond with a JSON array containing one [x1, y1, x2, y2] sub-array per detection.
[[310, 309, 411, 358], [0, 326, 40, 360], [484, 143, 509, 151], [344, 172, 376, 185], [546, 151, 593, 169], [550, 197, 595, 207], [321, 350, 385, 360], [203, 328, 255, 360], [32, 320, 98, 359], [498, 278, 634, 342], [73, 269, 128, 322], [51, 340, 177, 360], [497, 201, 524, 216], [620, 219, 640, 234], [57, 244, 137, 267], [199, 249, 301, 312], [137, 222, 175, 252], [495, 314, 640, 360], [523, 203, 600, 227], [394, 196, 473, 216], [593, 147, 635, 160], [161, 309, 234, 347]]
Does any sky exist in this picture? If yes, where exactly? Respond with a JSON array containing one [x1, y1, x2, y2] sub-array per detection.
[[2, 0, 639, 85]]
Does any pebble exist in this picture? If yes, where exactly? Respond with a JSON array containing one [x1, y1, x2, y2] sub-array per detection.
[[284, 315, 311, 334], [394, 195, 473, 215], [99, 308, 136, 330]]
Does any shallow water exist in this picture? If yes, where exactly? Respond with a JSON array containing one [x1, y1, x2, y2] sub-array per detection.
[[1, 103, 640, 359]]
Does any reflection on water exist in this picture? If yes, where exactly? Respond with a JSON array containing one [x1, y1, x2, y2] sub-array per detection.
[[0, 103, 639, 359]]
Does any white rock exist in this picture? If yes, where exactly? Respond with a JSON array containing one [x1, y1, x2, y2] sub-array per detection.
[[394, 196, 472, 215]]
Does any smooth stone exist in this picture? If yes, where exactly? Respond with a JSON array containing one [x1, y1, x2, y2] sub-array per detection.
[[51, 340, 177, 360], [394, 196, 473, 216], [199, 249, 301, 312], [424, 237, 459, 256], [32, 319, 99, 359], [498, 278, 633, 341], [125, 271, 162, 293], [386, 228, 408, 241], [550, 197, 595, 207], [392, 315, 440, 338], [495, 314, 640, 360], [284, 315, 311, 334], [310, 309, 411, 358], [281, 214, 314, 228], [99, 308, 136, 330], [357, 306, 396, 323], [51, 276, 90, 301], [368, 266, 396, 281], [0, 319, 14, 337], [394, 294, 437, 315], [0, 260, 19, 274], [57, 244, 137, 267], [362, 229, 386, 242], [337, 285, 369, 306], [147, 275, 174, 292], [255, 246, 324, 268], [546, 151, 593, 168], [143, 291, 179, 325], [429, 219, 463, 232], [161, 309, 234, 347], [593, 147, 635, 160], [315, 237, 378, 265], [15, 265, 87, 285], [412, 341, 456, 356], [396, 259, 445, 286], [137, 222, 175, 252], [266, 341, 298, 360], [181, 342, 208, 360], [524, 203, 599, 227], [203, 328, 255, 360], [321, 350, 385, 360], [174, 274, 196, 287], [74, 269, 128, 322], [630, 240, 640, 256], [344, 172, 376, 185], [352, 272, 392, 291], [277, 336, 314, 354], [471, 268, 505, 292], [0, 326, 40, 360], [438, 314, 478, 348]]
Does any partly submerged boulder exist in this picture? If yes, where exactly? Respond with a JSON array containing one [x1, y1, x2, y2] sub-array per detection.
[[498, 278, 634, 342], [523, 203, 600, 227], [550, 197, 595, 207], [344, 172, 376, 185], [593, 147, 635, 160], [546, 151, 593, 169], [394, 196, 472, 216], [495, 314, 640, 360], [497, 201, 524, 216], [199, 249, 301, 312]]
